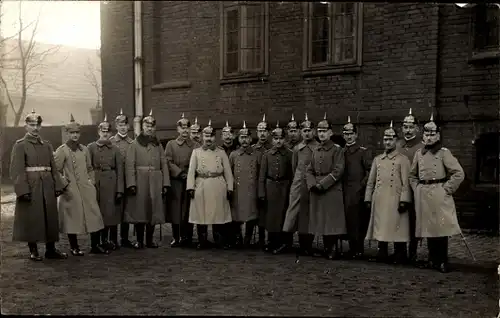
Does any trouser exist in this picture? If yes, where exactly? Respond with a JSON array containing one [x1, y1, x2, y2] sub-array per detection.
[[28, 242, 57, 253], [231, 221, 243, 244], [67, 233, 101, 249], [280, 231, 294, 247], [298, 233, 314, 251], [408, 207, 418, 260], [377, 241, 407, 260], [244, 219, 266, 245], [323, 235, 340, 251], [171, 222, 194, 242], [121, 223, 131, 241], [427, 237, 448, 264], [100, 225, 118, 243], [267, 232, 281, 249], [135, 223, 156, 245], [196, 225, 209, 247]]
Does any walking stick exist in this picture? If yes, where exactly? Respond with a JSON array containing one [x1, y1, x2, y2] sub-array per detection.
[[460, 232, 476, 262]]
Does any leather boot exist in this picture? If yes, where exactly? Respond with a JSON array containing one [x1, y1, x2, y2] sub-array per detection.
[[233, 222, 243, 248], [393, 242, 408, 264], [323, 235, 338, 260], [90, 231, 109, 254], [196, 225, 209, 249], [28, 243, 42, 261], [146, 224, 159, 248], [258, 226, 267, 250], [171, 224, 181, 247], [68, 234, 84, 256], [374, 241, 389, 262], [100, 227, 112, 250], [109, 225, 119, 249], [120, 223, 137, 248], [273, 232, 293, 255], [436, 237, 450, 273], [244, 222, 255, 248], [180, 222, 194, 247], [298, 234, 314, 256], [135, 223, 145, 249], [44, 242, 68, 259]]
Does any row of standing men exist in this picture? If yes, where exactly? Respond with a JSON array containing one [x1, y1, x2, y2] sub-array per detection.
[[10, 108, 464, 273]]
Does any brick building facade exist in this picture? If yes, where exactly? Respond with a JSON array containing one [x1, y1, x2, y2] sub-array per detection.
[[100, 2, 499, 230]]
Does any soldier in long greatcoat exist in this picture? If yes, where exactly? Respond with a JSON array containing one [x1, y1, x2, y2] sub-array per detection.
[[229, 121, 260, 248], [165, 114, 196, 248], [305, 114, 346, 260], [364, 121, 412, 264], [258, 122, 293, 253], [10, 109, 68, 261], [88, 115, 124, 251], [397, 108, 424, 264], [55, 114, 107, 255], [342, 116, 372, 259], [190, 117, 202, 146], [250, 114, 273, 248], [276, 113, 318, 255], [186, 120, 234, 249], [109, 109, 137, 248], [284, 114, 302, 150], [409, 114, 465, 273], [125, 110, 170, 248]]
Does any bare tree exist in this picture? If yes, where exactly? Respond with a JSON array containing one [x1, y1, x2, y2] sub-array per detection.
[[84, 50, 102, 109], [0, 1, 62, 126]]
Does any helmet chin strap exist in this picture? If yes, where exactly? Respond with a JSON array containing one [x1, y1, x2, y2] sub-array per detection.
[[404, 135, 416, 141]]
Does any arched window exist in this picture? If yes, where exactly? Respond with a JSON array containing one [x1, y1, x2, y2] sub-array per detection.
[[475, 132, 499, 184]]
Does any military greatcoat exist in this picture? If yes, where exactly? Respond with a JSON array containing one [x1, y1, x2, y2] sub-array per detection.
[[343, 143, 372, 241], [409, 147, 465, 238], [282, 140, 318, 233], [229, 147, 260, 222], [364, 150, 412, 242], [164, 137, 196, 225], [252, 140, 272, 227], [54, 143, 104, 234], [305, 140, 346, 236], [110, 133, 133, 217], [10, 133, 67, 243], [258, 146, 293, 233], [87, 140, 124, 226], [124, 139, 170, 225]]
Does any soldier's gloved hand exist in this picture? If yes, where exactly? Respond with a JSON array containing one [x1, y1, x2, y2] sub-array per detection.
[[19, 193, 32, 202], [398, 202, 410, 214], [55, 190, 63, 197], [187, 189, 195, 199], [127, 186, 137, 196], [115, 192, 123, 203], [364, 201, 371, 212], [227, 190, 233, 202], [162, 186, 169, 197], [179, 171, 187, 180]]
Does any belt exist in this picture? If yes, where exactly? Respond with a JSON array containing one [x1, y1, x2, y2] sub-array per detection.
[[419, 178, 447, 185], [25, 166, 51, 172], [95, 167, 116, 171], [136, 166, 159, 171], [197, 172, 223, 178], [267, 176, 290, 182]]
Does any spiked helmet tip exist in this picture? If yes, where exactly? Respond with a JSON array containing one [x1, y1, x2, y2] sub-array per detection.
[[243, 120, 247, 129], [305, 113, 308, 121], [323, 112, 327, 120], [347, 116, 351, 123]]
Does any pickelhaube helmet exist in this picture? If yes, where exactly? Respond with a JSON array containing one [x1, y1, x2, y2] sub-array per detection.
[[142, 109, 156, 125], [191, 117, 202, 133], [383, 120, 397, 138], [257, 114, 269, 131], [287, 114, 298, 129], [65, 114, 81, 132], [423, 113, 439, 133], [317, 113, 331, 130], [177, 113, 190, 128], [202, 119, 215, 136], [272, 121, 284, 138], [25, 109, 42, 124], [403, 108, 417, 125], [98, 114, 111, 132], [239, 120, 250, 137], [342, 116, 356, 134], [222, 120, 233, 134], [115, 108, 128, 124], [300, 113, 313, 129]]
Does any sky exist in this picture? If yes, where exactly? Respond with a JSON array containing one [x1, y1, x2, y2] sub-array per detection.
[[1, 0, 101, 49]]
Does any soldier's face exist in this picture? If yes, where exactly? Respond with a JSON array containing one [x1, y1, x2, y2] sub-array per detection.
[[142, 122, 155, 136], [402, 123, 418, 140], [257, 129, 268, 141], [317, 129, 331, 142], [203, 133, 215, 145], [423, 131, 440, 145], [343, 131, 358, 144], [288, 128, 300, 142], [99, 130, 111, 140], [238, 135, 251, 147], [178, 125, 190, 139], [69, 131, 80, 142], [26, 121, 41, 136], [301, 128, 314, 141], [222, 131, 234, 143], [190, 131, 201, 142], [383, 136, 397, 150], [116, 122, 129, 135], [272, 135, 285, 148]]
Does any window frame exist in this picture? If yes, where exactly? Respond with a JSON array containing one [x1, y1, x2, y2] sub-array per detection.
[[469, 4, 500, 62], [474, 133, 500, 185], [302, 2, 363, 76], [219, 1, 269, 84]]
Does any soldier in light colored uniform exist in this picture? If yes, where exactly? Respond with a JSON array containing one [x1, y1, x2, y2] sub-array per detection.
[[409, 114, 465, 273], [342, 116, 372, 260], [228, 121, 260, 248], [87, 115, 124, 251], [397, 108, 424, 263], [190, 117, 202, 146], [165, 114, 196, 248], [276, 114, 318, 255], [187, 120, 234, 249], [364, 121, 412, 264], [109, 109, 137, 249], [250, 114, 273, 248], [9, 110, 68, 261], [305, 114, 346, 260], [284, 114, 301, 150], [125, 110, 170, 249]]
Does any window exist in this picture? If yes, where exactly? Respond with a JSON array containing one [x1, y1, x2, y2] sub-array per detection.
[[475, 133, 499, 184], [220, 1, 269, 82], [303, 2, 363, 74], [470, 4, 499, 60]]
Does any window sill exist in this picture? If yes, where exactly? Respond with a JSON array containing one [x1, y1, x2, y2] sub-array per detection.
[[302, 65, 362, 78], [220, 74, 269, 85], [468, 50, 500, 63], [151, 81, 191, 91]]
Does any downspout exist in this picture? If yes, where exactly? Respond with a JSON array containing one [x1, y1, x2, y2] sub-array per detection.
[[133, 1, 144, 137]]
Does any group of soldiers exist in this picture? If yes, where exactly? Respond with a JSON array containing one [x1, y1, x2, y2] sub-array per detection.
[[10, 106, 465, 274]]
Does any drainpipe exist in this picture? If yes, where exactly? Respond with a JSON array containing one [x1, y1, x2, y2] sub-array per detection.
[[133, 1, 144, 137]]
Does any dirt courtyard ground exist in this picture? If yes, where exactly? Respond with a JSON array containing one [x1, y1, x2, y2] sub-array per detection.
[[1, 194, 498, 316]]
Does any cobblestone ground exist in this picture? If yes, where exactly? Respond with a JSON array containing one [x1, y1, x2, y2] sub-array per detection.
[[1, 192, 498, 316]]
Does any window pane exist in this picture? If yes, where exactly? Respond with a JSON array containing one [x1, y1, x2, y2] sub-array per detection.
[[334, 38, 355, 62], [312, 2, 329, 18], [312, 40, 329, 64], [310, 3, 330, 65], [228, 30, 239, 51], [486, 8, 499, 48], [226, 52, 238, 74], [474, 6, 499, 49], [227, 9, 239, 31]]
